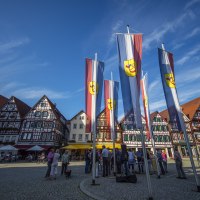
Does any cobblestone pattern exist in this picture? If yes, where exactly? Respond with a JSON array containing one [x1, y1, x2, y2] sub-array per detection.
[[0, 162, 93, 200], [80, 162, 200, 200]]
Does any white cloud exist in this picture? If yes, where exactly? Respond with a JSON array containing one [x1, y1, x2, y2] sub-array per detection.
[[143, 11, 194, 50], [176, 44, 200, 65], [149, 99, 166, 111], [184, 0, 200, 10], [178, 87, 200, 102], [109, 20, 123, 45], [0, 38, 30, 53], [185, 27, 200, 40], [148, 79, 160, 93]]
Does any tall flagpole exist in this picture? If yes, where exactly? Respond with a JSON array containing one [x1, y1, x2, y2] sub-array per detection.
[[141, 72, 160, 178], [161, 43, 200, 192], [92, 53, 97, 185], [111, 72, 116, 176], [127, 25, 153, 200]]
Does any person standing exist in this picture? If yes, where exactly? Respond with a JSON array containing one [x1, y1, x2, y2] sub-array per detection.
[[61, 150, 69, 175], [85, 149, 91, 174], [157, 149, 165, 175], [121, 144, 130, 176], [174, 147, 186, 179], [128, 149, 135, 173], [102, 145, 109, 177], [115, 148, 122, 174], [136, 149, 144, 174], [45, 148, 54, 178], [162, 150, 168, 173], [50, 149, 60, 180]]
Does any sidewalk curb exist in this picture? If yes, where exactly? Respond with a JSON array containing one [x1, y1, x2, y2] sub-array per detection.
[[79, 178, 105, 200]]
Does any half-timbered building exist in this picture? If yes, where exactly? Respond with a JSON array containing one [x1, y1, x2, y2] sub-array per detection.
[[96, 109, 122, 146], [0, 96, 31, 145], [120, 112, 173, 157], [17, 95, 68, 150], [160, 97, 200, 156]]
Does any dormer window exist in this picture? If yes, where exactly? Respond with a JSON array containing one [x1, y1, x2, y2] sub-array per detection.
[[35, 111, 41, 117], [42, 111, 48, 118]]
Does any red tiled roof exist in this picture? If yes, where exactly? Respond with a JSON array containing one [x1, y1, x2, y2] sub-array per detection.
[[0, 95, 8, 108], [181, 97, 200, 120], [12, 96, 31, 118], [160, 97, 200, 121]]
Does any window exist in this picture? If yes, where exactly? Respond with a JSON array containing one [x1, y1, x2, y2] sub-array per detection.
[[27, 133, 32, 140], [30, 122, 36, 128], [0, 136, 4, 142], [0, 112, 7, 119], [48, 122, 54, 129], [124, 134, 128, 141], [40, 103, 46, 107], [85, 134, 89, 141], [73, 124, 77, 129], [23, 133, 27, 140], [11, 136, 16, 142], [37, 121, 43, 128], [8, 112, 17, 119], [8, 122, 14, 128], [42, 111, 48, 118], [78, 134, 82, 141], [82, 116, 84, 120], [35, 111, 41, 117], [72, 134, 76, 140], [79, 124, 83, 129], [5, 136, 10, 142]]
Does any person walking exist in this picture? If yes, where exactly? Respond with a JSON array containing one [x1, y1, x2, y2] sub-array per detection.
[[45, 148, 54, 178], [50, 149, 60, 180], [174, 147, 186, 179], [61, 150, 69, 175], [102, 145, 109, 177]]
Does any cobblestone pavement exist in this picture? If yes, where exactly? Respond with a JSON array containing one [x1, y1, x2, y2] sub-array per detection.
[[80, 159, 200, 200], [0, 159, 200, 200], [0, 161, 93, 200]]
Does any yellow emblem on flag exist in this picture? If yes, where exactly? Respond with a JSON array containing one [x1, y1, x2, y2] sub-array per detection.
[[165, 73, 176, 88], [144, 96, 148, 108], [107, 99, 116, 110], [124, 59, 137, 77], [88, 81, 98, 95]]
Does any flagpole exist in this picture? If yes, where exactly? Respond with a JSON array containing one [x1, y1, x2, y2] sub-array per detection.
[[111, 72, 116, 176], [92, 53, 97, 185], [142, 72, 160, 178], [127, 27, 153, 199], [182, 124, 200, 191], [127, 25, 130, 34], [140, 127, 153, 200], [161, 43, 200, 192]]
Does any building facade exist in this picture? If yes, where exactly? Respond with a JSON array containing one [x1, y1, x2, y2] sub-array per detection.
[[0, 96, 31, 145], [17, 95, 68, 150], [160, 97, 200, 157], [69, 110, 91, 143], [96, 109, 122, 145], [120, 112, 173, 157]]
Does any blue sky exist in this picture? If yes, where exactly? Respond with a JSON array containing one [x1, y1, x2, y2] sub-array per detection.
[[0, 0, 199, 120]]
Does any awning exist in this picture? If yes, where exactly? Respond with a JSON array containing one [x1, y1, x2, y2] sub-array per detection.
[[62, 144, 92, 150], [96, 143, 122, 149]]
